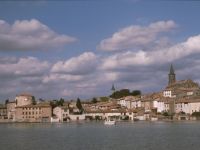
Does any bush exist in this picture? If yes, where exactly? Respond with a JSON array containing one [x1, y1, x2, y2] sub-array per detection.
[[192, 112, 200, 117], [162, 112, 169, 116]]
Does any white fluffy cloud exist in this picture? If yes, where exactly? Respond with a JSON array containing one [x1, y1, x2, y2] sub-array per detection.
[[2, 19, 200, 100], [51, 52, 98, 75], [0, 19, 76, 50], [42, 74, 84, 83], [101, 34, 200, 70], [0, 57, 50, 76], [98, 20, 176, 51]]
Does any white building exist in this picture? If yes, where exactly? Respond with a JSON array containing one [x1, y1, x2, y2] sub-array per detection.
[[152, 100, 165, 113], [131, 100, 142, 108], [53, 106, 69, 122], [118, 96, 141, 109], [163, 90, 173, 98], [68, 114, 85, 121], [175, 100, 200, 114]]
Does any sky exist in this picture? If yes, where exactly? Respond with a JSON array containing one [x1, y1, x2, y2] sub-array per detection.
[[0, 0, 200, 101]]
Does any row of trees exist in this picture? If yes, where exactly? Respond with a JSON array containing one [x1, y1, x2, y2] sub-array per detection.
[[90, 97, 109, 104], [110, 89, 141, 99], [50, 98, 65, 108]]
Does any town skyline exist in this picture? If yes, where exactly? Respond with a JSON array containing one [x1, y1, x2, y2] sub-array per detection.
[[1, 1, 200, 100]]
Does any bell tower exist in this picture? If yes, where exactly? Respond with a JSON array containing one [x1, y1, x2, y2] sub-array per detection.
[[168, 64, 176, 86]]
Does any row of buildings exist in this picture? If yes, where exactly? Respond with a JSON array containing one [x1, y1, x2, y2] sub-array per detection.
[[1, 64, 200, 122], [0, 94, 52, 122]]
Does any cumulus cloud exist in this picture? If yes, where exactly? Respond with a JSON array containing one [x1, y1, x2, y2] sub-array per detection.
[[42, 74, 84, 83], [51, 52, 98, 75], [101, 34, 200, 70], [0, 57, 50, 77], [0, 19, 76, 50], [98, 20, 176, 51], [2, 19, 200, 100]]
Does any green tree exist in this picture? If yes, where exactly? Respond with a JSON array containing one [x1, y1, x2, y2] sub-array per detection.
[[76, 98, 83, 113], [100, 97, 109, 102], [110, 89, 131, 99], [119, 89, 130, 96], [5, 99, 9, 105], [91, 97, 97, 103], [162, 112, 169, 116], [50, 100, 57, 109], [58, 98, 64, 106], [32, 96, 36, 105], [131, 90, 141, 96], [192, 112, 200, 117]]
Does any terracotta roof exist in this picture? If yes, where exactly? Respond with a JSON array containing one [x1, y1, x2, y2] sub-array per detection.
[[166, 79, 199, 89], [16, 102, 51, 108], [85, 108, 127, 113], [17, 93, 33, 97]]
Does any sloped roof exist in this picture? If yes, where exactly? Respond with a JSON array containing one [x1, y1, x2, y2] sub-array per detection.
[[166, 79, 199, 90]]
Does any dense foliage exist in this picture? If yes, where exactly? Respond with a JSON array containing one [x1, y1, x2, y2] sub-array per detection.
[[32, 96, 36, 105], [110, 89, 141, 99], [50, 98, 65, 108], [76, 98, 83, 113], [99, 97, 109, 102], [91, 97, 97, 103], [192, 112, 200, 117]]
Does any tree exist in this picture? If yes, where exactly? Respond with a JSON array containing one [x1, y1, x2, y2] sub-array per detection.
[[131, 90, 141, 96], [32, 96, 36, 105], [50, 101, 57, 109], [91, 97, 97, 103], [119, 89, 130, 97], [110, 89, 131, 99], [110, 89, 142, 99], [162, 112, 169, 116], [192, 112, 200, 117], [58, 98, 64, 106], [5, 99, 9, 105], [76, 98, 83, 113], [100, 97, 109, 102]]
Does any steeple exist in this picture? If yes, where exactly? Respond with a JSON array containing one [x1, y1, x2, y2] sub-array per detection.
[[168, 64, 176, 86], [111, 84, 115, 92], [169, 64, 175, 74]]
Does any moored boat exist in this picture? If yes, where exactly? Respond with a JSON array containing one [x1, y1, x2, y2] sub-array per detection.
[[104, 119, 116, 125]]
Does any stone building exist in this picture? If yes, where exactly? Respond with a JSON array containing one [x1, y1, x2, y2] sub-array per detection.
[[6, 101, 16, 120], [15, 102, 52, 122], [15, 93, 34, 107], [164, 64, 200, 98], [0, 104, 7, 119]]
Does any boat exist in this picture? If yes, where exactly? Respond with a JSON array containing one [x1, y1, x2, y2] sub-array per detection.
[[104, 119, 116, 125]]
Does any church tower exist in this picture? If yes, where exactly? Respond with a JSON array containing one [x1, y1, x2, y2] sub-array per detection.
[[168, 64, 176, 86]]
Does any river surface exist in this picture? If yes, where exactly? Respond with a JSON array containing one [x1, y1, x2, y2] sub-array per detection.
[[0, 121, 200, 150]]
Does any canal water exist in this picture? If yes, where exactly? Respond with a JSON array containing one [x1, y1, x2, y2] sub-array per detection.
[[0, 121, 200, 150]]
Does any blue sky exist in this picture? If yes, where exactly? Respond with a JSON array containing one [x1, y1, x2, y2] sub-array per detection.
[[0, 0, 200, 101]]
